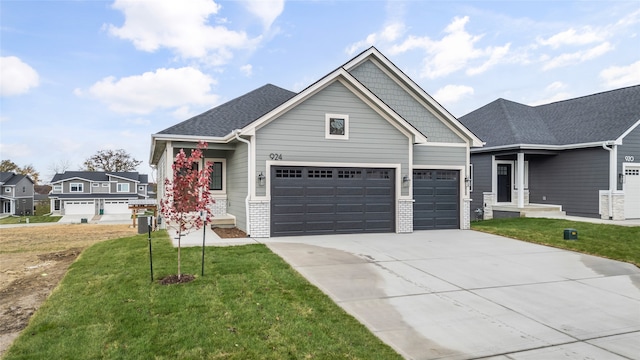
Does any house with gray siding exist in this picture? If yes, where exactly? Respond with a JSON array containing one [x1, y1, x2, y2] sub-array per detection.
[[0, 172, 34, 215], [49, 171, 150, 216], [150, 47, 482, 237], [459, 85, 640, 221]]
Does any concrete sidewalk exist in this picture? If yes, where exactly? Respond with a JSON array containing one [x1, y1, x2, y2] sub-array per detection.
[[262, 231, 640, 360]]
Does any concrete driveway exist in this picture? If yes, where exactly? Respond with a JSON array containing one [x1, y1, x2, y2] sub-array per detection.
[[262, 230, 640, 360]]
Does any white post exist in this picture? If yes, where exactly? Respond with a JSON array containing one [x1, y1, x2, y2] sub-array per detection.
[[517, 152, 525, 209]]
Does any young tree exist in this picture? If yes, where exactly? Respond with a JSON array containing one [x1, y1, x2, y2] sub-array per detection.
[[160, 141, 215, 280], [83, 149, 142, 172]]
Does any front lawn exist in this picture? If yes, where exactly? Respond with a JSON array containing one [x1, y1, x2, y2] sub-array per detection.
[[4, 231, 401, 359], [472, 218, 640, 267], [0, 215, 61, 225]]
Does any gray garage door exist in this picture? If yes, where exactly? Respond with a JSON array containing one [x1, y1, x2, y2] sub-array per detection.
[[413, 169, 459, 230], [271, 166, 395, 237]]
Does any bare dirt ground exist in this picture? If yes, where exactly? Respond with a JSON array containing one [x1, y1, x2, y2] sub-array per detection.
[[0, 224, 137, 357]]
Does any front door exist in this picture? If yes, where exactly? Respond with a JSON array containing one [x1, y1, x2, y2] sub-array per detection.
[[497, 164, 512, 203], [3, 201, 11, 214], [624, 166, 640, 218]]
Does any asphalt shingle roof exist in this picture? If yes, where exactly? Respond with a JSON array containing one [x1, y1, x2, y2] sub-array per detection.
[[157, 84, 297, 137], [459, 85, 640, 148], [50, 171, 146, 183], [0, 172, 30, 185]]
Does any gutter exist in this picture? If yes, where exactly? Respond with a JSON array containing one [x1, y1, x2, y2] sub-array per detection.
[[601, 142, 617, 219], [233, 129, 252, 236]]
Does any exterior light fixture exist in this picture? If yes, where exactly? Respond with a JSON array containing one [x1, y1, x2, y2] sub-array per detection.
[[258, 172, 265, 186], [402, 175, 410, 184]]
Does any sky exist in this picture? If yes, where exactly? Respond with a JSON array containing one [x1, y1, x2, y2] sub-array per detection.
[[1, 0, 639, 183]]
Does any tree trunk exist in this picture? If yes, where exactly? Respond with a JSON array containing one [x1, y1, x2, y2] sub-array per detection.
[[177, 231, 182, 280]]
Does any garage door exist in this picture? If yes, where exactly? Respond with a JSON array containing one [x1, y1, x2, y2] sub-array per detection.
[[413, 169, 459, 230], [104, 200, 129, 214], [624, 165, 640, 219], [64, 201, 95, 215], [271, 166, 395, 237]]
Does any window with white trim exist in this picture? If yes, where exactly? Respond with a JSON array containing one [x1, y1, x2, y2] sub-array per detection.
[[92, 183, 99, 187], [102, 183, 109, 187], [70, 183, 83, 192], [53, 185, 62, 192], [325, 113, 349, 139], [117, 183, 130, 192]]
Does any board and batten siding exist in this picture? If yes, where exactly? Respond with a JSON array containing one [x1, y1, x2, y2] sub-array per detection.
[[349, 59, 464, 143], [226, 142, 248, 232], [529, 147, 608, 218], [255, 81, 411, 197], [468, 153, 493, 208], [618, 125, 640, 191]]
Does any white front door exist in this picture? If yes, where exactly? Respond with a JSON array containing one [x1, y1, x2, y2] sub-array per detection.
[[624, 165, 640, 219]]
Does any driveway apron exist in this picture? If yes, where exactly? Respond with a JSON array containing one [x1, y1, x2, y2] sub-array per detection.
[[262, 230, 640, 360]]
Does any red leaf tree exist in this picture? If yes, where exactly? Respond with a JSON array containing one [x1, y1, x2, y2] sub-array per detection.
[[160, 141, 215, 279]]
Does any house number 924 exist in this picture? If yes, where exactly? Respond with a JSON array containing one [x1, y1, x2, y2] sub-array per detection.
[[625, 156, 635, 162], [270, 153, 283, 160]]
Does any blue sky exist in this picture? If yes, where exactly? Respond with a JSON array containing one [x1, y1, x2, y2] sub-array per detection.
[[1, 0, 639, 183]]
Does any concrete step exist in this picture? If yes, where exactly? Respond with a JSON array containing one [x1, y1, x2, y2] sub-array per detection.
[[209, 214, 236, 228]]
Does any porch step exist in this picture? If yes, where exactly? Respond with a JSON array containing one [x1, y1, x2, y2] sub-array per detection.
[[491, 204, 566, 219], [209, 214, 236, 228]]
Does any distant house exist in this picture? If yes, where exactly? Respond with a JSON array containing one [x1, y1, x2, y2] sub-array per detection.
[[150, 47, 482, 237], [459, 85, 640, 220], [49, 171, 150, 216], [0, 172, 35, 215]]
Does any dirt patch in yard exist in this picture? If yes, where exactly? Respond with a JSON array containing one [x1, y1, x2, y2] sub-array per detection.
[[0, 224, 136, 357], [212, 227, 248, 238]]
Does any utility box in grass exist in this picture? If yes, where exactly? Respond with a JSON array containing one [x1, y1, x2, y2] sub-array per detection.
[[564, 228, 578, 240]]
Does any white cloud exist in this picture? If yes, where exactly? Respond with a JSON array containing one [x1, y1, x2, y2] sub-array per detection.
[[388, 16, 509, 79], [528, 92, 572, 106], [346, 22, 406, 56], [542, 42, 613, 70], [107, 0, 259, 65], [0, 143, 33, 159], [82, 67, 219, 114], [433, 84, 474, 106], [241, 0, 284, 29], [240, 64, 253, 77], [599, 60, 640, 88], [537, 27, 605, 48], [0, 56, 39, 96], [546, 81, 567, 91]]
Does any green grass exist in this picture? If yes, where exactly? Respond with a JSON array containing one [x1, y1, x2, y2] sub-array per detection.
[[0, 215, 61, 224], [4, 232, 401, 360], [472, 218, 640, 267]]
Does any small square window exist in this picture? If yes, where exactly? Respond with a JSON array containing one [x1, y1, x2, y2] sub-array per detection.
[[325, 114, 349, 139]]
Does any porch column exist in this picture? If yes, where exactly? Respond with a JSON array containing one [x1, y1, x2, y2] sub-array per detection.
[[517, 152, 525, 208]]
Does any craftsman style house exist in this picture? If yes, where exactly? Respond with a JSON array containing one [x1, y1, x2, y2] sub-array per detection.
[[459, 85, 640, 220], [49, 171, 150, 216], [0, 172, 34, 215], [151, 47, 482, 237]]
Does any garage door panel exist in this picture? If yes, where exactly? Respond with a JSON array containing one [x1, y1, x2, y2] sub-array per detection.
[[272, 186, 304, 196], [413, 169, 459, 230], [271, 166, 395, 236], [65, 201, 95, 215]]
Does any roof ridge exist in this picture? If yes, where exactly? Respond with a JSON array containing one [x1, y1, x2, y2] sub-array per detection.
[[535, 84, 640, 108]]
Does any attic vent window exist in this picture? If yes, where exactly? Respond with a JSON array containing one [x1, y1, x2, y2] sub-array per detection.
[[325, 114, 349, 140]]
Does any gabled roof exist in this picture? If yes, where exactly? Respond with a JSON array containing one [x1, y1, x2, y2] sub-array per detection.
[[151, 47, 481, 163], [157, 84, 296, 137], [460, 84, 640, 150], [50, 171, 146, 184], [0, 172, 32, 185]]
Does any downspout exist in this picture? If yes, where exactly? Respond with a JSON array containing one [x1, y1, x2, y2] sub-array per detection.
[[602, 142, 617, 219], [234, 129, 251, 235]]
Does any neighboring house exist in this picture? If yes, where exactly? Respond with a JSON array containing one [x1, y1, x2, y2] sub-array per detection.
[[0, 172, 35, 215], [49, 171, 150, 216], [459, 85, 640, 221], [150, 47, 482, 237]]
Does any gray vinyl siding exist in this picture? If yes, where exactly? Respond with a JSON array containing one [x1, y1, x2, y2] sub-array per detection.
[[618, 125, 640, 191], [349, 60, 464, 143], [413, 145, 467, 167], [528, 147, 608, 218], [255, 81, 411, 197], [226, 142, 248, 232], [111, 180, 136, 194], [469, 153, 493, 208], [64, 180, 90, 193]]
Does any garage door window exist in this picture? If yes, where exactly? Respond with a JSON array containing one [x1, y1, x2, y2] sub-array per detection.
[[275, 169, 302, 178], [338, 170, 362, 178], [308, 169, 333, 178]]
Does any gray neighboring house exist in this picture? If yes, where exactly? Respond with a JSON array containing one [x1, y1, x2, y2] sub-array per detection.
[[49, 171, 150, 216], [150, 47, 483, 237], [0, 172, 35, 215], [459, 85, 640, 221]]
